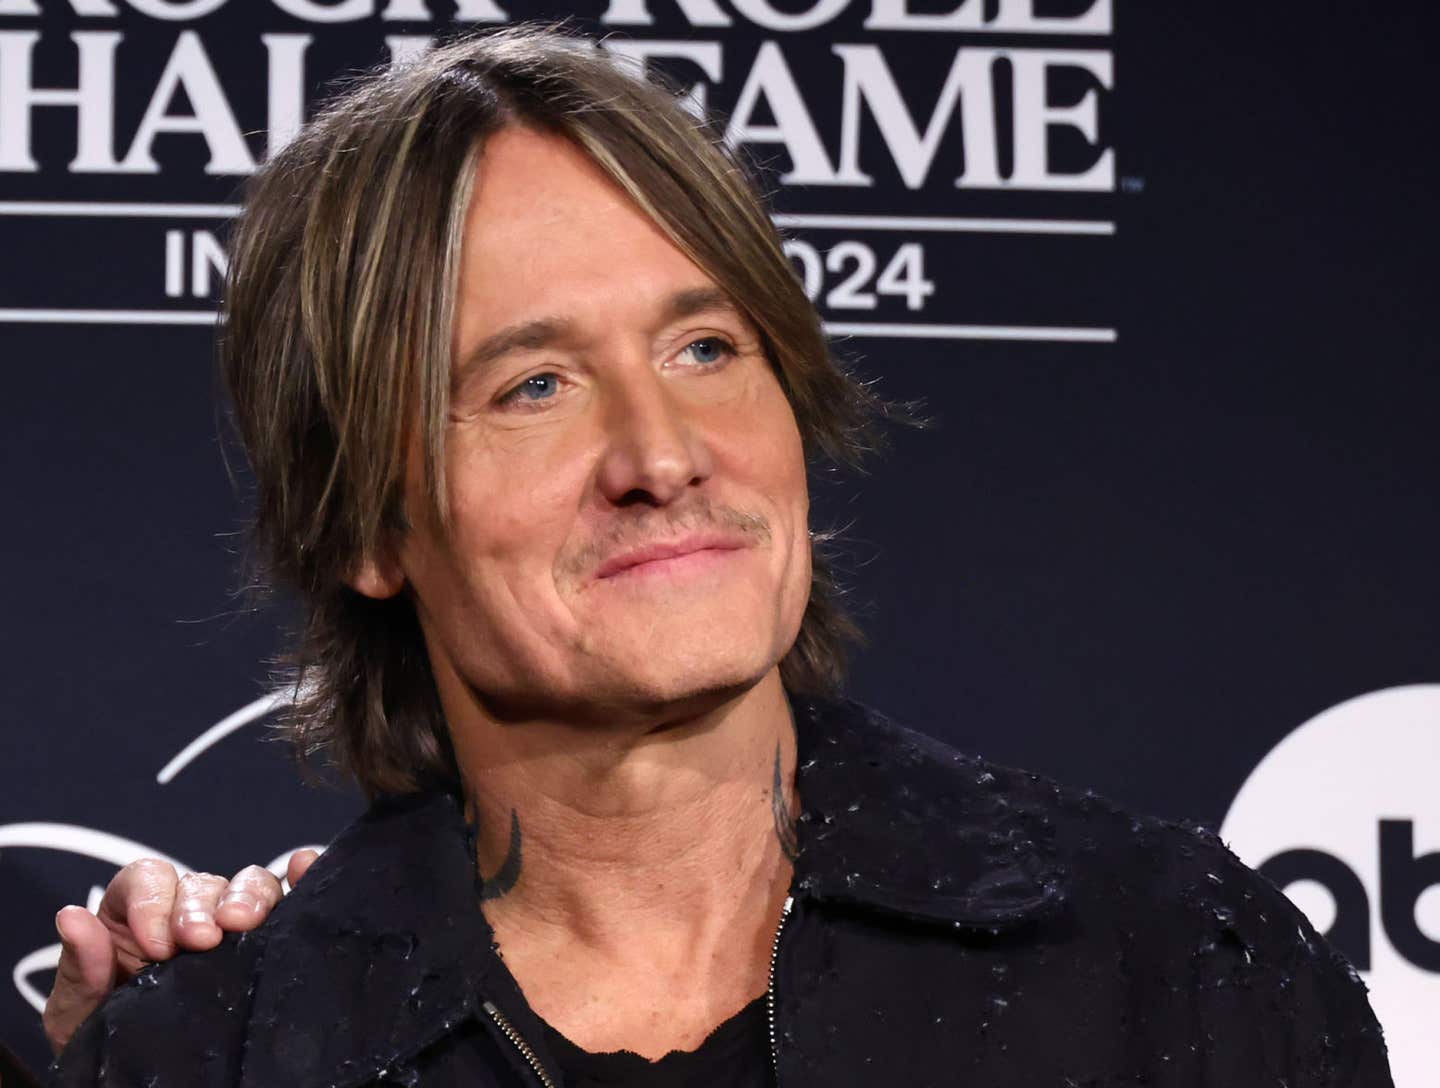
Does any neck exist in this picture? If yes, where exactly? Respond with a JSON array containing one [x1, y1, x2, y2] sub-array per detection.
[[445, 668, 798, 960]]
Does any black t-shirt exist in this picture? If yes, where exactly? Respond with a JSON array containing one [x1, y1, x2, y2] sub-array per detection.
[[538, 995, 770, 1088]]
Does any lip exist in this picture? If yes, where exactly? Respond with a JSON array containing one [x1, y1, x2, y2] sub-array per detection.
[[594, 533, 751, 580]]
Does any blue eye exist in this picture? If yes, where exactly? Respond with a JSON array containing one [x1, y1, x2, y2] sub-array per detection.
[[683, 337, 733, 365], [502, 373, 559, 404]]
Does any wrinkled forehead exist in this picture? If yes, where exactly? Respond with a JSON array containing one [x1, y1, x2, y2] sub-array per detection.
[[449, 127, 754, 361]]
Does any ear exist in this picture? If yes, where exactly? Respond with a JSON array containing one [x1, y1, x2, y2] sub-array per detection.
[[348, 550, 406, 600]]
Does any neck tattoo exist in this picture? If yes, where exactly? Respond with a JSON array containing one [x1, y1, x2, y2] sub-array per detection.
[[478, 807, 524, 901], [772, 743, 800, 863]]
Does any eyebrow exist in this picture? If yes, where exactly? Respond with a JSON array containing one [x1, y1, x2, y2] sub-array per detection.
[[452, 316, 570, 392], [451, 286, 744, 391], [658, 285, 740, 326]]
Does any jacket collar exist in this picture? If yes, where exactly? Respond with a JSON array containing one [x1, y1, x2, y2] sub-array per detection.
[[238, 695, 1067, 1087], [238, 788, 521, 1088], [789, 696, 1067, 928]]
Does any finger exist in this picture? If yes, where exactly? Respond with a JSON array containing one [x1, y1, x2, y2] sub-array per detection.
[[43, 906, 116, 1055], [214, 866, 283, 931], [286, 849, 320, 889], [169, 872, 230, 952], [95, 858, 179, 964]]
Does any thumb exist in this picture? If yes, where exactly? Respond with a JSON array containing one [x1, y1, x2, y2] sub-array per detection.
[[43, 906, 117, 1054]]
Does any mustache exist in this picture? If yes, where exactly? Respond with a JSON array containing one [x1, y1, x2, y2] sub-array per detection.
[[559, 497, 772, 581]]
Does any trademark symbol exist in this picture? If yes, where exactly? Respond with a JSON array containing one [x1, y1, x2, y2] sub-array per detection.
[[1120, 176, 1147, 194]]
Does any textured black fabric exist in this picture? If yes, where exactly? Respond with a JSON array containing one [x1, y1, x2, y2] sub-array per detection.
[[51, 696, 1393, 1087], [539, 996, 768, 1088], [1, 1041, 43, 1087]]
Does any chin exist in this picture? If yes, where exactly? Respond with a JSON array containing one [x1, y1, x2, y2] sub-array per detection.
[[560, 571, 808, 714], [589, 631, 781, 711]]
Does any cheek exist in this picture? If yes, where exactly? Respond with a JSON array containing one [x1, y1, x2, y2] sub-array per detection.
[[711, 374, 811, 583], [438, 429, 591, 613], [757, 415, 813, 654], [727, 374, 808, 515]]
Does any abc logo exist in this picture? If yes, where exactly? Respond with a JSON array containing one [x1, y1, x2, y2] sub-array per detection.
[[1221, 685, 1439, 1088]]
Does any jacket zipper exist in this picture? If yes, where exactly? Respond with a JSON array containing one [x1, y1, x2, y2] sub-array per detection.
[[766, 894, 795, 1084], [483, 896, 794, 1088], [483, 999, 558, 1088]]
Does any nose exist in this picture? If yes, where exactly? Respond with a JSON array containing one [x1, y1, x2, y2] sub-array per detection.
[[595, 368, 714, 507]]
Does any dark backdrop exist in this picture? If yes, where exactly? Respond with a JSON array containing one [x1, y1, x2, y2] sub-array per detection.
[[2, 2, 1436, 1079]]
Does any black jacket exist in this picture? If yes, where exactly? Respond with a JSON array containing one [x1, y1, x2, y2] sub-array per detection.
[[53, 697, 1391, 1087]]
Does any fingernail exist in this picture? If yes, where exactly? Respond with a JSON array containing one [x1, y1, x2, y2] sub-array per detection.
[[176, 899, 211, 928], [148, 917, 171, 945], [219, 891, 260, 913]]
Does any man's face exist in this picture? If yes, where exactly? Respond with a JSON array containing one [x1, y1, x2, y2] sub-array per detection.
[[369, 127, 812, 723]]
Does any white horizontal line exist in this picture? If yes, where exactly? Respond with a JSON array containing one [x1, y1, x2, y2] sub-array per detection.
[[825, 321, 1117, 342], [0, 201, 241, 218], [0, 203, 1114, 236], [0, 310, 1113, 341], [0, 308, 219, 325], [775, 214, 1115, 236]]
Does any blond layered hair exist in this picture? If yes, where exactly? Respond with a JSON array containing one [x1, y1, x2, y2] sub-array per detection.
[[222, 26, 888, 797]]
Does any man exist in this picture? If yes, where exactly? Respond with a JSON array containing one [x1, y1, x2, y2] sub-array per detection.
[[47, 27, 1389, 1087]]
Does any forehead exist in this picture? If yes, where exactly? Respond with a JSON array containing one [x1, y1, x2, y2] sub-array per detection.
[[453, 127, 716, 341]]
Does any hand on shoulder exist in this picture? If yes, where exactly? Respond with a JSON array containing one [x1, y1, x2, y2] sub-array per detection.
[[43, 849, 318, 1054]]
